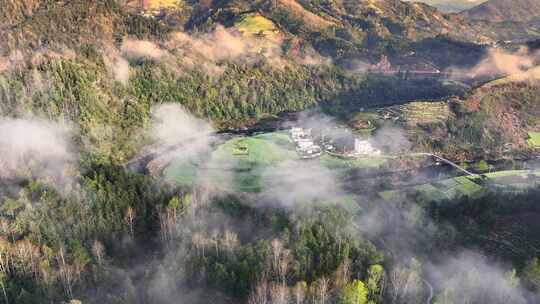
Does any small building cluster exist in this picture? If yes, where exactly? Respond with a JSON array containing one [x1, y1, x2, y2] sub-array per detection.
[[290, 128, 322, 159], [289, 127, 381, 159]]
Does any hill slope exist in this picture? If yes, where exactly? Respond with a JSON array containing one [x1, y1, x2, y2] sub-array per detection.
[[461, 0, 540, 22], [404, 0, 487, 13]]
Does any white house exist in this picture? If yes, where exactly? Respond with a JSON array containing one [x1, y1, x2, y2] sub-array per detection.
[[290, 127, 311, 142], [354, 139, 381, 155]]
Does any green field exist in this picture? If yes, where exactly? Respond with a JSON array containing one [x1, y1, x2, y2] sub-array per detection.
[[164, 131, 389, 193], [162, 159, 199, 186], [164, 131, 540, 202], [235, 13, 279, 37], [527, 132, 540, 147], [379, 169, 540, 202], [210, 132, 297, 167], [163, 132, 296, 192]]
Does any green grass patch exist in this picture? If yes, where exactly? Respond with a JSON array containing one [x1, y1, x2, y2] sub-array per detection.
[[415, 184, 444, 203], [319, 154, 388, 170], [211, 132, 296, 167], [163, 159, 199, 186], [236, 13, 279, 37], [379, 190, 399, 201], [162, 132, 295, 193], [527, 132, 540, 147], [453, 176, 484, 197]]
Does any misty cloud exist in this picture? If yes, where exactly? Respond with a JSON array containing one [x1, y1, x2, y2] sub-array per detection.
[[167, 25, 284, 74], [427, 252, 528, 304], [166, 25, 328, 75], [372, 126, 412, 154], [0, 117, 76, 190], [144, 103, 215, 177], [259, 160, 345, 208], [103, 49, 130, 85], [356, 199, 439, 258], [168, 26, 267, 62], [0, 48, 77, 74], [106, 25, 329, 80], [121, 39, 168, 63], [151, 103, 214, 148], [344, 59, 372, 74], [448, 47, 539, 80]]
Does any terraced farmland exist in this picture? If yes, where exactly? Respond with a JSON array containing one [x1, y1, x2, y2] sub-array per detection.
[[379, 168, 540, 203], [378, 174, 484, 203], [386, 101, 451, 127]]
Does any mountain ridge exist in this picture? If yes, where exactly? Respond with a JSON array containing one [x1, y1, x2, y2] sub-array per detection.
[[460, 0, 540, 22], [404, 0, 487, 13]]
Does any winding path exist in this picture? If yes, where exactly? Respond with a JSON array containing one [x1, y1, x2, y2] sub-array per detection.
[[422, 278, 434, 304]]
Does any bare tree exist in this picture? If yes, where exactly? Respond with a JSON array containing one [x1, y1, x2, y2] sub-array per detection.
[[0, 218, 11, 242], [334, 257, 351, 289], [293, 281, 307, 304], [14, 239, 39, 278], [159, 207, 177, 246], [211, 229, 220, 257], [57, 248, 75, 299], [0, 272, 8, 304], [222, 229, 239, 254], [315, 277, 330, 304], [270, 239, 291, 283], [270, 282, 289, 304], [124, 207, 136, 238], [389, 262, 422, 304], [91, 240, 105, 265], [191, 232, 208, 257], [248, 278, 269, 304], [0, 237, 11, 276], [39, 245, 54, 288]]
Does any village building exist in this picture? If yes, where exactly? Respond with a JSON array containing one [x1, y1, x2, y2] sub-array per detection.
[[354, 139, 381, 155], [290, 127, 312, 142], [290, 127, 322, 158], [289, 126, 379, 158]]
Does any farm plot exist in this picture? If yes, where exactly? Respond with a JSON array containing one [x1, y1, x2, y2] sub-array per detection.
[[319, 154, 389, 171], [389, 101, 451, 127], [379, 175, 484, 202]]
